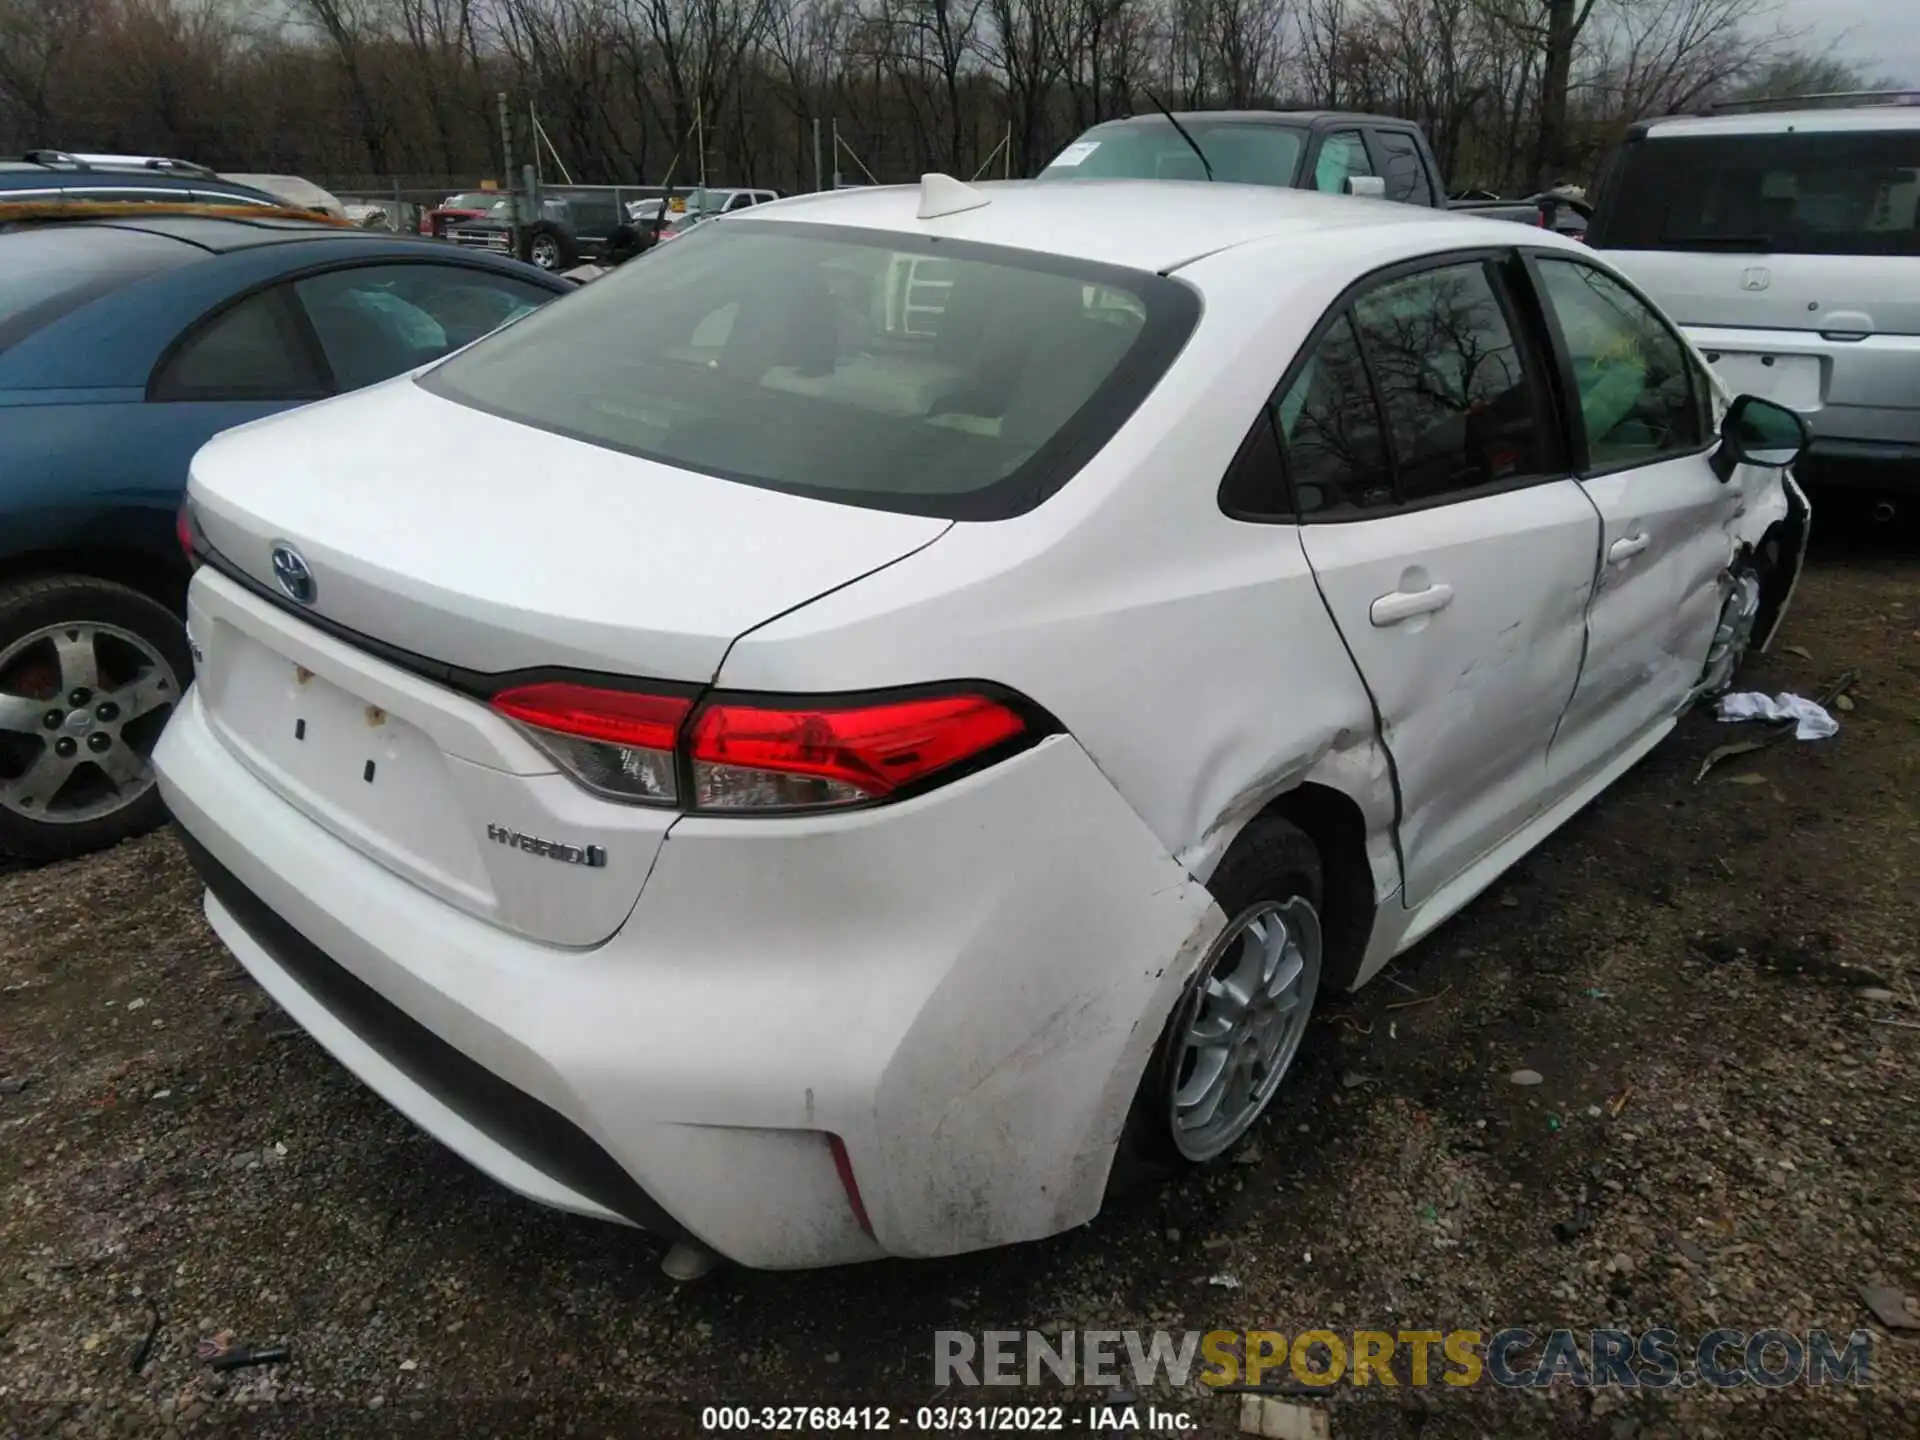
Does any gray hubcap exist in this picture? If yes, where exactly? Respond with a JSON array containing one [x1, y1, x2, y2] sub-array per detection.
[[530, 237, 560, 268], [1168, 896, 1322, 1161], [1701, 569, 1762, 697], [0, 622, 179, 825]]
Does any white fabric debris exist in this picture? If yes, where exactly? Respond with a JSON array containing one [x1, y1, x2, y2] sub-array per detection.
[[1716, 691, 1839, 740]]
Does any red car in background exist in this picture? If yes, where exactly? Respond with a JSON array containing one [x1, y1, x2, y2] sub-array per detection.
[[425, 191, 499, 239]]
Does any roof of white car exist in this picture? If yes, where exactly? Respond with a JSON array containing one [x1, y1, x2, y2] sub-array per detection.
[[746, 178, 1552, 274], [1638, 107, 1920, 139]]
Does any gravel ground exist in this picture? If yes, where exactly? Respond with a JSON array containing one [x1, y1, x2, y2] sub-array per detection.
[[2, 517, 1916, 1440]]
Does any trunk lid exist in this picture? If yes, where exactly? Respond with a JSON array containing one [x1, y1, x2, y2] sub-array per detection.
[[186, 379, 949, 945], [189, 378, 949, 681]]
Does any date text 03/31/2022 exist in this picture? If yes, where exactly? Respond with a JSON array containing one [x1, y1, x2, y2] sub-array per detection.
[[700, 1405, 1193, 1432]]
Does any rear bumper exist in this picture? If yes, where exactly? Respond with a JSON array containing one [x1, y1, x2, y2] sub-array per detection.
[[1798, 438, 1920, 493], [156, 688, 1219, 1268], [1684, 324, 1920, 477]]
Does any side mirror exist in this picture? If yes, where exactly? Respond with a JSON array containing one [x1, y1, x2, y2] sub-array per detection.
[[1344, 175, 1387, 199], [1711, 393, 1809, 482]]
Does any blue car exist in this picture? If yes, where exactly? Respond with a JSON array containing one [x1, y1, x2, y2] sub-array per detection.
[[0, 208, 571, 861]]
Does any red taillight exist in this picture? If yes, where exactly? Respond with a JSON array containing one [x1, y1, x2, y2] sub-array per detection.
[[826, 1134, 874, 1237], [491, 682, 693, 804], [490, 682, 1032, 812], [687, 692, 1025, 811], [176, 501, 203, 570]]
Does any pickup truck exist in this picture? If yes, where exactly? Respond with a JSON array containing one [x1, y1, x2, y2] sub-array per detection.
[[1038, 110, 1552, 226], [447, 189, 635, 271]]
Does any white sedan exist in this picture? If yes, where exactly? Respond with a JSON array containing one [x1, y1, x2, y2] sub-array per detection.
[[157, 176, 1810, 1272]]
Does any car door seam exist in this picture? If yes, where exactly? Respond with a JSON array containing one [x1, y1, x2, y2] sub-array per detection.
[[1300, 530, 1409, 899], [1546, 477, 1608, 761]]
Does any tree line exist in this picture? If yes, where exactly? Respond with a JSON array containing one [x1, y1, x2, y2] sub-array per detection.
[[0, 0, 1886, 199]]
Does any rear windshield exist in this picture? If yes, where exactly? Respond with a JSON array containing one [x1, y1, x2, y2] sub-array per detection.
[[0, 225, 194, 350], [1592, 129, 1920, 256], [420, 221, 1199, 520], [1039, 121, 1307, 187]]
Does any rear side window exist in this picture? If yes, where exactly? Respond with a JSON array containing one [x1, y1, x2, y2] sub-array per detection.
[[294, 263, 550, 388], [1592, 129, 1920, 256], [151, 288, 327, 401], [0, 225, 196, 352], [1350, 262, 1549, 499], [1275, 314, 1394, 513], [422, 222, 1199, 520], [1040, 122, 1307, 187], [1374, 130, 1434, 206]]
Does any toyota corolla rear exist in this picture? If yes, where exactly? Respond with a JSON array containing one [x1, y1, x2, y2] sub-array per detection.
[[155, 207, 1223, 1267]]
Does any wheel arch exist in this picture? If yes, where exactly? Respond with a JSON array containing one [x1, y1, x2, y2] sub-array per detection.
[[1252, 781, 1380, 993], [0, 547, 189, 615]]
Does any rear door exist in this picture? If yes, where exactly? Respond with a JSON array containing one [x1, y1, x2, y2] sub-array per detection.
[[1286, 253, 1599, 909], [1527, 254, 1737, 793]]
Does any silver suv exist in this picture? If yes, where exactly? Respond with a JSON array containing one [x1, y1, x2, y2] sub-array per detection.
[[1590, 96, 1919, 498]]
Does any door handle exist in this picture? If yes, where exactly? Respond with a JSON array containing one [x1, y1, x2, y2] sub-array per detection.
[[1370, 582, 1454, 627], [1608, 533, 1650, 563]]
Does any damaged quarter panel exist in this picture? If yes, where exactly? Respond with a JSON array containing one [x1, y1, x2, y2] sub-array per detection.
[[717, 233, 1420, 905], [622, 735, 1222, 1259]]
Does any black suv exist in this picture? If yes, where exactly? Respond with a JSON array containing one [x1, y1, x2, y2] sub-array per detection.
[[0, 151, 281, 207], [446, 190, 632, 271]]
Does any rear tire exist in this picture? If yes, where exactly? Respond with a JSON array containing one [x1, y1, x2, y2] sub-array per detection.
[[1111, 816, 1324, 1189], [0, 576, 190, 862]]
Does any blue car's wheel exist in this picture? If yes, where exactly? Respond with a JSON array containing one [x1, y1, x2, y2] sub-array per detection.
[[0, 576, 191, 862]]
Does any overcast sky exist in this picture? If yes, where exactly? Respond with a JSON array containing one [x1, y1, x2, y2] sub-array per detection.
[[1809, 0, 1920, 88]]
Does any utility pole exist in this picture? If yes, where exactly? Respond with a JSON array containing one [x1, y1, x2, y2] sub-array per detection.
[[497, 91, 520, 257], [812, 116, 823, 193], [696, 100, 708, 193]]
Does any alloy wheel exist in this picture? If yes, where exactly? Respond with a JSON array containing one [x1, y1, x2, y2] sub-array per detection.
[[530, 236, 561, 269], [0, 622, 181, 825], [1700, 569, 1762, 697], [1166, 896, 1323, 1161]]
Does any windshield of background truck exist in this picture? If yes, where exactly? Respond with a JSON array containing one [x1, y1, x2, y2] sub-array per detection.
[[1592, 129, 1920, 256], [1039, 121, 1308, 187]]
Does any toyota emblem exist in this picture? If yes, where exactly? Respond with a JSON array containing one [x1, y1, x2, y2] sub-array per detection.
[[270, 544, 317, 605]]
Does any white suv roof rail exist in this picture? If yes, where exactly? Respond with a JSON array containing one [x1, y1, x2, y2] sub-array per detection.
[[1705, 89, 1920, 115], [21, 149, 220, 177]]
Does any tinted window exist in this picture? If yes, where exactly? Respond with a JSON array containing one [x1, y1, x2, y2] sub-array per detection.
[[1374, 130, 1434, 206], [0, 225, 196, 351], [1217, 409, 1289, 518], [295, 263, 550, 390], [1592, 130, 1920, 256], [1040, 121, 1307, 187], [1535, 258, 1703, 468], [422, 222, 1198, 520], [1275, 314, 1394, 514], [1351, 262, 1548, 499], [152, 288, 326, 400], [1314, 130, 1375, 193]]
